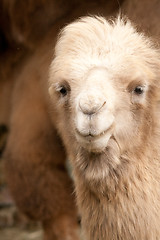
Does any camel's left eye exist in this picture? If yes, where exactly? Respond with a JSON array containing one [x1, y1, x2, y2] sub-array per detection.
[[133, 86, 144, 95]]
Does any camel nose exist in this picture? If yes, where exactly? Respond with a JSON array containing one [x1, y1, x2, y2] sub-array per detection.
[[79, 93, 106, 115]]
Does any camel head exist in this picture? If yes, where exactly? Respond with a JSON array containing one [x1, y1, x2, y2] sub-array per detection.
[[49, 16, 160, 155]]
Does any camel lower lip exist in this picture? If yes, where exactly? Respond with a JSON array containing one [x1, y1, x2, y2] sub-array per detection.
[[75, 129, 109, 140]]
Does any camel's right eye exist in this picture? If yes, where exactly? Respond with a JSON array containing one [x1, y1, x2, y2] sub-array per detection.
[[59, 86, 68, 96], [56, 81, 71, 98]]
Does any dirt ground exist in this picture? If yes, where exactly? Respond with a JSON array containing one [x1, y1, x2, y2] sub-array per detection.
[[0, 224, 43, 240]]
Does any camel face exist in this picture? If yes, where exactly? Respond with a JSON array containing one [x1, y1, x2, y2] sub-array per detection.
[[49, 16, 160, 154]]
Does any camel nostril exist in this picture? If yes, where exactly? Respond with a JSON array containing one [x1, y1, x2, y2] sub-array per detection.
[[79, 100, 106, 115]]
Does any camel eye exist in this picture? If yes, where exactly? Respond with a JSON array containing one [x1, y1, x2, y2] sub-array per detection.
[[56, 81, 71, 98], [59, 86, 67, 96], [134, 86, 144, 95]]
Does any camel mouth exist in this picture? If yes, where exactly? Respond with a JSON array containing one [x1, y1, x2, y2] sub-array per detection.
[[75, 128, 109, 140], [75, 127, 113, 152], [75, 123, 114, 140]]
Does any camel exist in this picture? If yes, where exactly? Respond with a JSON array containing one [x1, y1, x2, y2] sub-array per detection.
[[49, 16, 160, 240]]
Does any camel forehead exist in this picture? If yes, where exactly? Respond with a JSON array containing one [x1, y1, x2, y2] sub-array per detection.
[[52, 17, 155, 86], [56, 17, 146, 60]]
